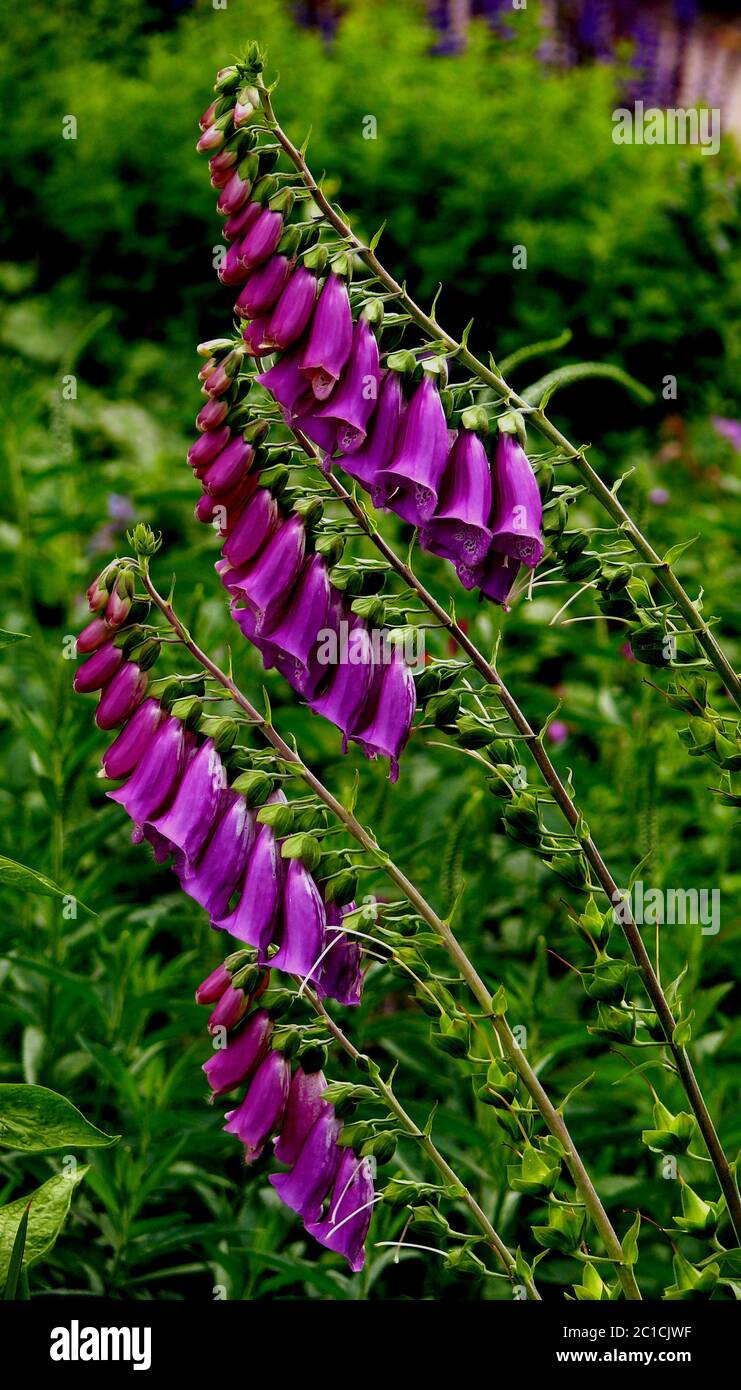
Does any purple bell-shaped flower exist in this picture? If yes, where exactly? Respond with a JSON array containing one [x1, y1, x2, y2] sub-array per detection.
[[299, 272, 353, 400], [377, 374, 450, 525], [350, 645, 416, 782], [316, 315, 381, 453], [488, 432, 544, 567], [421, 429, 492, 569]]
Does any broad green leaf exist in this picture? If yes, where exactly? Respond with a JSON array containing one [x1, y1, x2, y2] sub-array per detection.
[[0, 1084, 118, 1152], [0, 629, 29, 648], [0, 1167, 88, 1282], [0, 856, 94, 914]]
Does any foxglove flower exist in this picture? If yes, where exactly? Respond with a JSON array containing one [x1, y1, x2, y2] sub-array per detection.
[[222, 487, 280, 568], [235, 255, 291, 320], [269, 857, 326, 980], [239, 206, 283, 270], [316, 903, 363, 1007], [230, 515, 306, 632], [475, 549, 521, 608], [108, 714, 186, 824], [341, 369, 405, 493], [293, 396, 341, 454], [208, 983, 249, 1035], [73, 639, 123, 694], [201, 438, 254, 498], [299, 272, 353, 400], [147, 739, 227, 861], [311, 619, 375, 749], [263, 266, 317, 350], [351, 646, 415, 782], [218, 241, 251, 287], [306, 1148, 375, 1273], [188, 424, 231, 470], [223, 1049, 290, 1164], [178, 790, 255, 919], [488, 433, 544, 567], [224, 199, 261, 241], [317, 315, 381, 453], [274, 1068, 330, 1166], [77, 615, 115, 655], [195, 962, 232, 1004], [242, 316, 272, 357], [216, 166, 252, 217], [216, 813, 283, 955], [103, 697, 163, 780], [270, 1107, 342, 1222], [377, 374, 449, 525], [96, 661, 148, 731], [257, 343, 306, 417], [196, 396, 230, 432], [262, 554, 331, 683], [421, 429, 492, 569], [203, 1009, 272, 1094]]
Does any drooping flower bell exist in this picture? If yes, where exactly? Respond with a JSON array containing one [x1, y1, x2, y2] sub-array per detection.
[[221, 487, 280, 569], [238, 204, 284, 270], [107, 714, 186, 825], [73, 639, 123, 694], [195, 962, 232, 1005], [274, 1067, 330, 1166], [203, 1009, 272, 1095], [235, 254, 291, 320], [475, 548, 521, 608], [488, 431, 544, 568], [263, 266, 317, 350], [261, 554, 331, 685], [216, 810, 284, 955], [147, 738, 227, 862], [257, 343, 306, 418], [188, 424, 231, 470], [316, 314, 381, 453], [310, 619, 376, 751], [95, 661, 148, 731], [316, 903, 363, 1007], [340, 370, 404, 494], [305, 1148, 375, 1272], [102, 697, 163, 780], [229, 515, 306, 632], [269, 857, 326, 980], [178, 790, 255, 919], [270, 1107, 342, 1222], [208, 981, 249, 1035], [223, 1049, 291, 1164], [421, 429, 492, 570], [201, 438, 254, 499], [351, 644, 416, 782], [299, 272, 353, 400], [377, 373, 450, 525]]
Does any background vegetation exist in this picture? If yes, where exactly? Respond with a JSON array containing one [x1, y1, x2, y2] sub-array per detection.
[[0, 0, 738, 1299]]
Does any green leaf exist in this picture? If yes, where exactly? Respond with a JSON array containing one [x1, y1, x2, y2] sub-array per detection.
[[0, 855, 68, 901], [3, 1200, 31, 1299], [0, 1084, 118, 1152], [622, 1211, 640, 1266], [661, 537, 699, 567], [0, 1167, 88, 1283], [369, 220, 386, 252], [520, 362, 653, 411], [0, 628, 29, 648]]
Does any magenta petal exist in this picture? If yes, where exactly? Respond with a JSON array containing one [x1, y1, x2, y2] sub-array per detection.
[[316, 903, 363, 1006], [342, 370, 405, 493], [235, 255, 290, 319], [201, 438, 253, 498], [178, 791, 255, 919], [274, 1068, 330, 1166], [261, 554, 331, 677], [421, 430, 493, 568], [224, 199, 261, 241], [299, 273, 353, 400], [257, 343, 307, 416], [264, 266, 317, 350], [188, 425, 231, 469], [270, 1108, 342, 1222], [229, 515, 306, 632], [203, 1009, 272, 1094], [146, 739, 227, 861], [239, 207, 283, 270], [468, 548, 521, 608], [269, 857, 326, 980], [489, 434, 544, 567], [74, 640, 123, 694], [95, 662, 148, 731], [222, 487, 280, 569], [107, 715, 186, 824], [310, 618, 375, 740], [316, 317, 381, 453], [215, 813, 283, 954], [223, 1050, 290, 1164], [102, 698, 164, 780], [195, 962, 231, 1005], [377, 375, 450, 524], [350, 647, 415, 782], [305, 1148, 375, 1272]]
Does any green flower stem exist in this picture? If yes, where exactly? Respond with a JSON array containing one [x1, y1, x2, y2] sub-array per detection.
[[291, 432, 741, 1245], [259, 85, 741, 711], [142, 569, 641, 1300], [302, 985, 539, 1298]]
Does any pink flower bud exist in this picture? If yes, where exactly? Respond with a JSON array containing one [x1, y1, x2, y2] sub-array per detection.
[[196, 397, 230, 433]]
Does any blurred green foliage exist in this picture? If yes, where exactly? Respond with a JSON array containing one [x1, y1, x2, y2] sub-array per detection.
[[0, 0, 738, 1301]]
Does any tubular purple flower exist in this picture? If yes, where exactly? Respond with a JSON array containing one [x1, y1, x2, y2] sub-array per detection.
[[224, 199, 260, 242], [299, 272, 353, 400], [216, 167, 252, 217], [262, 555, 331, 679], [241, 315, 271, 357], [74, 639, 123, 694], [196, 396, 230, 432], [208, 983, 249, 1035], [351, 645, 415, 782], [488, 433, 544, 568], [316, 904, 363, 1007], [218, 241, 250, 287], [178, 790, 255, 918], [306, 1148, 375, 1272], [377, 374, 450, 525], [257, 343, 306, 417], [223, 1049, 291, 1164], [105, 575, 133, 627], [474, 549, 521, 609], [270, 1108, 342, 1222], [316, 316, 381, 453], [421, 430, 492, 569], [215, 811, 284, 955], [230, 515, 306, 632], [95, 662, 148, 731], [77, 615, 114, 655], [293, 396, 340, 454], [102, 698, 163, 780], [188, 424, 231, 470], [107, 714, 186, 824], [222, 487, 280, 569], [201, 438, 253, 498], [235, 255, 291, 320], [195, 962, 231, 1004], [274, 1068, 330, 1166], [310, 619, 375, 749], [203, 1009, 272, 1094], [238, 207, 283, 270], [196, 123, 225, 154], [269, 857, 326, 980], [263, 266, 317, 350], [341, 370, 405, 494], [147, 738, 227, 862]]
